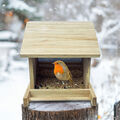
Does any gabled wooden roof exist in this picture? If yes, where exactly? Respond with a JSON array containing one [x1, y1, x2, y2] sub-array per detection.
[[20, 21, 100, 58]]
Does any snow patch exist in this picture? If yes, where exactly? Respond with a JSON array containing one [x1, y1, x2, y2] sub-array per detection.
[[8, 0, 36, 12]]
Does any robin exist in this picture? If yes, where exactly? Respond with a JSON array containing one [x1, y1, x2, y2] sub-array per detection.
[[53, 60, 73, 84]]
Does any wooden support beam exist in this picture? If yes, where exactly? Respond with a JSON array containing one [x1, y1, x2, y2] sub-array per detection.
[[23, 85, 30, 107], [89, 84, 97, 106], [83, 58, 91, 88], [29, 58, 36, 89]]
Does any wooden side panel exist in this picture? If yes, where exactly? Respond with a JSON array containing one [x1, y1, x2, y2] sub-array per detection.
[[29, 58, 36, 89], [29, 89, 90, 101], [83, 58, 91, 88], [23, 88, 96, 107]]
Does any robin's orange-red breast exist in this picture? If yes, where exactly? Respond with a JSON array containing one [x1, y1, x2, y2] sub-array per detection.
[[53, 60, 73, 84]]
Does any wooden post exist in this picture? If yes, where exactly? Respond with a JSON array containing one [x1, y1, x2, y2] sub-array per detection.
[[22, 101, 98, 120], [89, 84, 97, 106], [29, 58, 36, 89], [23, 85, 30, 107], [83, 58, 91, 88]]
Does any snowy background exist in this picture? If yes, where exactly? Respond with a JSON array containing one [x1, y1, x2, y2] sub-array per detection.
[[0, 0, 120, 120]]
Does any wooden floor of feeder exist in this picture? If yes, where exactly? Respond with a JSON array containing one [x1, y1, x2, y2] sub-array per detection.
[[23, 84, 96, 107]]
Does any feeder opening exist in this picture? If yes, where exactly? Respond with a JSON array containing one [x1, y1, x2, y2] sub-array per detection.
[[35, 58, 85, 89]]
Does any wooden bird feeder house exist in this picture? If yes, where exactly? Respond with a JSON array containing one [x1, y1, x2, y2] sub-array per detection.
[[20, 21, 100, 107]]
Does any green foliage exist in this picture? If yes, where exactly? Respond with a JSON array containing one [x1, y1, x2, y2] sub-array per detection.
[[2, 0, 9, 6]]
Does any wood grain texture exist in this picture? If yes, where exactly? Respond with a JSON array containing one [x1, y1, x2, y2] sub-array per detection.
[[29, 58, 36, 89], [83, 58, 91, 88], [29, 89, 90, 101], [23, 88, 97, 107], [89, 84, 97, 106], [28, 89, 97, 105], [20, 21, 100, 58]]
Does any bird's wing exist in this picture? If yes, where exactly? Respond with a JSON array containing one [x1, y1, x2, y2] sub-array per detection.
[[68, 70, 72, 79], [61, 62, 69, 72], [62, 62, 72, 79]]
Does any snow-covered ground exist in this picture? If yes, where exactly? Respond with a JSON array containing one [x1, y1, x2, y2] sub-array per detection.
[[0, 67, 29, 120]]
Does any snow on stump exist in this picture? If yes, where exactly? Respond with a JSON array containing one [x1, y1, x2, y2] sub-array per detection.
[[22, 101, 98, 120], [114, 101, 120, 120]]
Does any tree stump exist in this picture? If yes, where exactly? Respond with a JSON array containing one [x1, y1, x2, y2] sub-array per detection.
[[114, 101, 120, 120], [22, 101, 98, 120]]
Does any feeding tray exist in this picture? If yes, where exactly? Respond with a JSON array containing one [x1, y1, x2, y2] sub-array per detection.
[[20, 21, 100, 107]]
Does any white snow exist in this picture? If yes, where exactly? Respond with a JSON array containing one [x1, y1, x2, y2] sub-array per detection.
[[0, 41, 16, 48], [0, 31, 17, 41], [91, 58, 120, 119], [0, 68, 29, 120], [8, 0, 36, 12], [0, 46, 29, 120], [29, 101, 91, 111], [92, 7, 106, 17]]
